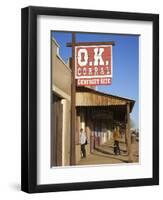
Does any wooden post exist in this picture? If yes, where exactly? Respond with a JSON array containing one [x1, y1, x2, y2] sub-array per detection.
[[85, 109, 91, 156], [126, 102, 132, 162], [70, 32, 76, 165]]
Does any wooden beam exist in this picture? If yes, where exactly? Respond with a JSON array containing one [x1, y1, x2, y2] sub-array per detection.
[[126, 103, 133, 162], [67, 41, 115, 47], [70, 33, 76, 165]]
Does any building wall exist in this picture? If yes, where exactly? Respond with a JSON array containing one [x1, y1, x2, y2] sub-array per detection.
[[52, 39, 71, 97], [52, 38, 71, 166]]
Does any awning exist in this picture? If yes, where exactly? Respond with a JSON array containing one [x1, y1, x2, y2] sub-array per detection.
[[76, 87, 135, 112]]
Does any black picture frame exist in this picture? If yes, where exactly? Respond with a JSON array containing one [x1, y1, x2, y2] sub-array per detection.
[[21, 6, 159, 193]]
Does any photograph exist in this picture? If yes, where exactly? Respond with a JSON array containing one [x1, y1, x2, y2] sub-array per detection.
[[21, 6, 159, 193], [51, 31, 139, 167]]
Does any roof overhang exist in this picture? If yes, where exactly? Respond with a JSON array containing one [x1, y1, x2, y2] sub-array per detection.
[[76, 87, 135, 113]]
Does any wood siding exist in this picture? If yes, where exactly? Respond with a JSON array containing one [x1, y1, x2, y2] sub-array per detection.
[[76, 92, 128, 107], [51, 97, 63, 166]]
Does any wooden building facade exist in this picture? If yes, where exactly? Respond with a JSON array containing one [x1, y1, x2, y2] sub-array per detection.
[[51, 38, 71, 166], [51, 37, 135, 166]]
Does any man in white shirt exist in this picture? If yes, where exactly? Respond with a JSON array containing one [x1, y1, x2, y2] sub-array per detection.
[[80, 128, 87, 158]]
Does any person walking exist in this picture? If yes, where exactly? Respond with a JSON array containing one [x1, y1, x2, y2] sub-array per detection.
[[80, 128, 87, 158], [113, 126, 121, 155]]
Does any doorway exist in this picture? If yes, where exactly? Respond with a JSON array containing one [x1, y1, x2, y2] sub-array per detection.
[[51, 93, 63, 166]]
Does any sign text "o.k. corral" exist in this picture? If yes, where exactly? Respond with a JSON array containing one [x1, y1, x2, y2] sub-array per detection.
[[75, 45, 113, 86]]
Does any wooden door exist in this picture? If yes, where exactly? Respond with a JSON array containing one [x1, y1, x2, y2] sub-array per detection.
[[51, 95, 63, 166]]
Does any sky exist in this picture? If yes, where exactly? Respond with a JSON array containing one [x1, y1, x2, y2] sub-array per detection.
[[52, 31, 139, 129]]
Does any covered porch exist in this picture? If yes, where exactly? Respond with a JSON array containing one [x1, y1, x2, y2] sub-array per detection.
[[75, 87, 136, 163]]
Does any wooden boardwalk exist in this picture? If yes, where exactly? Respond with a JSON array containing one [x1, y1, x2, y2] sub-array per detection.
[[77, 139, 139, 166]]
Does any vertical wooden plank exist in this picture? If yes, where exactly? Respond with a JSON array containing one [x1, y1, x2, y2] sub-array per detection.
[[51, 100, 57, 166], [70, 32, 76, 165], [51, 102, 56, 166], [76, 113, 80, 144], [90, 120, 94, 153], [126, 102, 132, 162], [51, 98, 63, 166], [85, 109, 91, 156], [51, 102, 54, 167], [57, 102, 63, 166]]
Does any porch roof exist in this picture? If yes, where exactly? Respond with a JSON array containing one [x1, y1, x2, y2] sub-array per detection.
[[76, 87, 135, 112]]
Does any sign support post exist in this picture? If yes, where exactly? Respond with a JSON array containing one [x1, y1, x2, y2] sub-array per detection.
[[70, 32, 76, 165]]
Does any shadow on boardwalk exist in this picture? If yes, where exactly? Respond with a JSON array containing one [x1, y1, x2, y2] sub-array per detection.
[[77, 139, 139, 166]]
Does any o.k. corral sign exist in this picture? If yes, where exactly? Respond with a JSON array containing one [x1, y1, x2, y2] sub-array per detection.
[[75, 45, 113, 86]]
